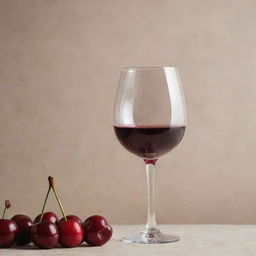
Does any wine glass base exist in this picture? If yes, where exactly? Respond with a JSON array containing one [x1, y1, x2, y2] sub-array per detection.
[[121, 229, 180, 244]]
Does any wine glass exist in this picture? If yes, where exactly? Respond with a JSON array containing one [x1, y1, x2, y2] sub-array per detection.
[[113, 66, 186, 244]]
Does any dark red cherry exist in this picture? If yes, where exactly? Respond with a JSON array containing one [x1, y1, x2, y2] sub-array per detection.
[[83, 215, 112, 246], [34, 212, 59, 225], [31, 220, 59, 249], [0, 219, 18, 248], [58, 219, 84, 247], [11, 214, 32, 245]]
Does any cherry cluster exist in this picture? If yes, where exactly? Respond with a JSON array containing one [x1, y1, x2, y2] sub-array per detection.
[[0, 177, 112, 249]]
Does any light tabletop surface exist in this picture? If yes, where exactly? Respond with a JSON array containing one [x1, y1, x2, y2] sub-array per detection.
[[1, 225, 256, 256]]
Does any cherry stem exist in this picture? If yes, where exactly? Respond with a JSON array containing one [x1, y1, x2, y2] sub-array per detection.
[[2, 200, 11, 219], [2, 207, 7, 219], [39, 186, 52, 223], [48, 176, 67, 221]]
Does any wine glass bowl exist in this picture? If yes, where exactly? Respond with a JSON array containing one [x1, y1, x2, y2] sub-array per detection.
[[113, 66, 186, 243]]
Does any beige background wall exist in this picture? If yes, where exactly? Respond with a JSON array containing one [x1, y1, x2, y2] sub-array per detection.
[[0, 0, 256, 224]]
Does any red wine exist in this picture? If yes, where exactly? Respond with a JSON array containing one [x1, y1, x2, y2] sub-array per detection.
[[114, 125, 185, 160]]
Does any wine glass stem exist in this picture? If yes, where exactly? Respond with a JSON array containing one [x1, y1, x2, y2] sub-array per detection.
[[146, 163, 157, 231]]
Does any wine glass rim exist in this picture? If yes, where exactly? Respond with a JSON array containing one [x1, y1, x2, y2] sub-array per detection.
[[121, 66, 177, 71]]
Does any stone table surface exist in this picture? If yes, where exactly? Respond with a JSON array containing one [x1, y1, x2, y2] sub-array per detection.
[[1, 225, 256, 256]]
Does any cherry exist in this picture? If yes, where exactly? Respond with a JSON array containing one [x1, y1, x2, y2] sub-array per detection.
[[58, 219, 84, 247], [0, 220, 18, 247], [0, 200, 18, 248], [34, 212, 59, 225], [11, 214, 32, 245], [59, 216, 84, 246], [83, 215, 112, 246], [31, 220, 59, 249]]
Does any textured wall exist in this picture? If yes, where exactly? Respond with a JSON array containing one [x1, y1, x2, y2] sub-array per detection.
[[0, 0, 256, 224]]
